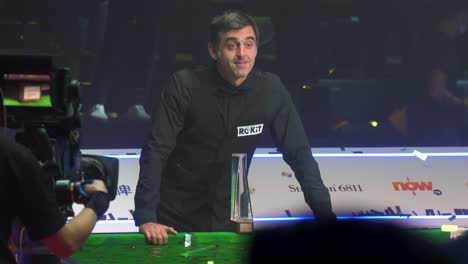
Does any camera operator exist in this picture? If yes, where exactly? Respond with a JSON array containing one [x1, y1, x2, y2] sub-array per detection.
[[0, 134, 111, 263]]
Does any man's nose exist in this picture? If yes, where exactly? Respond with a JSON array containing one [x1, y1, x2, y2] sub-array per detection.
[[236, 45, 245, 56]]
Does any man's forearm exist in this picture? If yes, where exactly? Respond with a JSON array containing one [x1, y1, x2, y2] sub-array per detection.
[[134, 167, 161, 226], [134, 148, 167, 226], [42, 190, 110, 258], [42, 208, 97, 258]]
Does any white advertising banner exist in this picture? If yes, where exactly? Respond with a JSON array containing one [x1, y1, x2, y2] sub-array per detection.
[[76, 147, 468, 232]]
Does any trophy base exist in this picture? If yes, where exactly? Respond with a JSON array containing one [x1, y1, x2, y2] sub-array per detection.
[[233, 221, 254, 233]]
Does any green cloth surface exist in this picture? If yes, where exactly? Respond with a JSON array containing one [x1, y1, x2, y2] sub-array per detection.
[[71, 232, 252, 264], [71, 230, 450, 264]]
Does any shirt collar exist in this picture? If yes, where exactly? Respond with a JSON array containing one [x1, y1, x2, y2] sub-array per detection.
[[211, 63, 253, 95]]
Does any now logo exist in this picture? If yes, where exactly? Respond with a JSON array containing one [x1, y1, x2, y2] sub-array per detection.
[[392, 178, 439, 196]]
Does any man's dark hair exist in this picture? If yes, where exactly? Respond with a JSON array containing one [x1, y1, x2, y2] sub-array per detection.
[[209, 10, 259, 48]]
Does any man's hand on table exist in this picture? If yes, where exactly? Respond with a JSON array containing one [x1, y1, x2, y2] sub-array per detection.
[[139, 222, 178, 245]]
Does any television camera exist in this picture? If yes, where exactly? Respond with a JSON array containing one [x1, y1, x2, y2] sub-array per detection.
[[0, 54, 119, 217]]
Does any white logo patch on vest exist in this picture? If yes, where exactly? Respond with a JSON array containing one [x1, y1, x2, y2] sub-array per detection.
[[237, 124, 264, 137]]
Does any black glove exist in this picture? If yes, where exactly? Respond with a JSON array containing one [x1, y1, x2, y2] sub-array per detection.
[[85, 191, 110, 219]]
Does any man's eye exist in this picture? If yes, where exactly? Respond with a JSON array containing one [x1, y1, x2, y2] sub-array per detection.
[[245, 42, 254, 48], [227, 44, 236, 49]]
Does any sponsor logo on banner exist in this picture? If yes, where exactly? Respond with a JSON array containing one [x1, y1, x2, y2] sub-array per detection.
[[288, 184, 364, 193], [237, 124, 263, 137], [392, 177, 442, 196]]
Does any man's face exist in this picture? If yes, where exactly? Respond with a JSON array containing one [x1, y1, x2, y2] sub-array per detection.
[[208, 25, 257, 87]]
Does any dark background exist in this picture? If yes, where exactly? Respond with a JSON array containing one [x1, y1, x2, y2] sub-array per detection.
[[1, 0, 467, 149]]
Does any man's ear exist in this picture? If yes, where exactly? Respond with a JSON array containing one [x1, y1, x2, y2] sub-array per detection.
[[208, 42, 218, 60]]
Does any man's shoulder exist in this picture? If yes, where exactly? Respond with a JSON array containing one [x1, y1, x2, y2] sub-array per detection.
[[173, 65, 209, 78], [252, 68, 282, 82], [0, 135, 18, 156], [168, 66, 211, 89], [0, 135, 36, 161], [251, 69, 286, 93], [0, 135, 37, 179], [171, 68, 195, 80]]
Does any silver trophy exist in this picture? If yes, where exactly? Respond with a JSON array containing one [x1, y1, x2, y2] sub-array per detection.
[[230, 153, 254, 233]]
